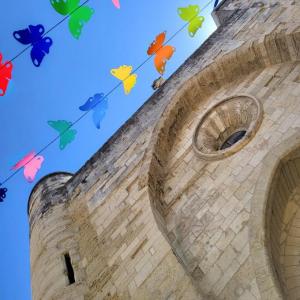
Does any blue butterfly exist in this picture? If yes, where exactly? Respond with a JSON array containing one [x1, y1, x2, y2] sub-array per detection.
[[79, 93, 108, 129], [13, 24, 53, 67], [0, 187, 7, 202]]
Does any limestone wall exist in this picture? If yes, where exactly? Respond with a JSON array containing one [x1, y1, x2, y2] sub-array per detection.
[[29, 174, 88, 300], [28, 1, 300, 299], [266, 152, 300, 299], [162, 61, 300, 299]]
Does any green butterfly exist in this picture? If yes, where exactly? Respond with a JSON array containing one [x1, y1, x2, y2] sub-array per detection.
[[50, 0, 94, 39], [48, 120, 77, 150], [178, 5, 205, 37]]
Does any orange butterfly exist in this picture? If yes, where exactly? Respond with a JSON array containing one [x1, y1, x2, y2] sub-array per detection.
[[147, 31, 175, 75]]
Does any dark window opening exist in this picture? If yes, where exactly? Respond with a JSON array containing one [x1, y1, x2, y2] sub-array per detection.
[[64, 253, 75, 285], [220, 130, 246, 150]]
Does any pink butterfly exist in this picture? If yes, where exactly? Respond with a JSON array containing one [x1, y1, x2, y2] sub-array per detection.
[[12, 151, 44, 183], [112, 0, 120, 9]]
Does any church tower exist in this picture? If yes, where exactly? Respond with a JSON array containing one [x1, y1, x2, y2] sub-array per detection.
[[28, 1, 300, 299]]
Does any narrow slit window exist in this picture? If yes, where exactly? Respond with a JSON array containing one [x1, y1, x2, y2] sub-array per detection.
[[64, 253, 75, 285]]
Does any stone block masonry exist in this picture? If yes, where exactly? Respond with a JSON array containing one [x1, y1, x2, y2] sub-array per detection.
[[28, 1, 300, 299]]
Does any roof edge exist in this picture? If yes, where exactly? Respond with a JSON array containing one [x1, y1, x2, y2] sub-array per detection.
[[27, 172, 73, 215]]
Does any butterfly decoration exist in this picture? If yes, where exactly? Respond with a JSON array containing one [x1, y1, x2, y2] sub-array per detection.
[[0, 187, 7, 202], [79, 93, 108, 129], [111, 65, 137, 95], [50, 0, 94, 39], [13, 25, 53, 67], [48, 120, 77, 150], [178, 5, 205, 37], [12, 151, 44, 183], [214, 0, 220, 8], [112, 0, 120, 9], [147, 32, 175, 75], [0, 53, 13, 96]]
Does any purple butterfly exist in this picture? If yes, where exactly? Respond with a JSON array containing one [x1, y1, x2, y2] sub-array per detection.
[[13, 24, 53, 67], [0, 187, 7, 202]]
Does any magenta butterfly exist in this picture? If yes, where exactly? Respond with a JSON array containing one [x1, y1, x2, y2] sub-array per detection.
[[12, 151, 44, 183], [112, 0, 120, 9]]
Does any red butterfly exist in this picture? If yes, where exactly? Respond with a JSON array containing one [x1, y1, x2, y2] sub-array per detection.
[[0, 53, 13, 96], [147, 32, 175, 75]]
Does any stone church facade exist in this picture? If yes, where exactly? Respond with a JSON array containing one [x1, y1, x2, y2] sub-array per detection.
[[28, 1, 300, 299]]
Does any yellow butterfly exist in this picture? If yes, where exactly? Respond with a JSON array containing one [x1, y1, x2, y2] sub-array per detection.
[[110, 65, 137, 95]]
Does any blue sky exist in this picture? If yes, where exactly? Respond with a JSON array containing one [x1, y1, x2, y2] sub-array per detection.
[[0, 1, 216, 299]]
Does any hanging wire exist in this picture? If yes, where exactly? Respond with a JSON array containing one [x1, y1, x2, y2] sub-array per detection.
[[0, 0, 214, 187], [1, 0, 90, 69]]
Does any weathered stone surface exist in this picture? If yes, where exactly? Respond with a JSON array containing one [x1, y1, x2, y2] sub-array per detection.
[[28, 1, 300, 299]]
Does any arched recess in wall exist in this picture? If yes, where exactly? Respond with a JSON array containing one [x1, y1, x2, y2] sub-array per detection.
[[139, 29, 300, 297], [250, 132, 300, 300]]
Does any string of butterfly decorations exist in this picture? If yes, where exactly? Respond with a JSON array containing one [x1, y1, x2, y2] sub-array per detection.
[[0, 0, 209, 203]]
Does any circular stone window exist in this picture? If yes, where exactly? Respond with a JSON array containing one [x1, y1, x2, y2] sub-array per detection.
[[192, 95, 263, 161]]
